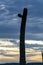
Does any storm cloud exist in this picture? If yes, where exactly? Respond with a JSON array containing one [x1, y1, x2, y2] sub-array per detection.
[[0, 0, 43, 40]]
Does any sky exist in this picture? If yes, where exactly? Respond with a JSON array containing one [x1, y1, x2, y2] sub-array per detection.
[[0, 0, 43, 64], [0, 39, 42, 63], [0, 0, 43, 40]]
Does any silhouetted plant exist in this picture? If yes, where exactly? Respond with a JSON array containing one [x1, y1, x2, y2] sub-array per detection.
[[42, 52, 43, 62], [18, 8, 27, 65]]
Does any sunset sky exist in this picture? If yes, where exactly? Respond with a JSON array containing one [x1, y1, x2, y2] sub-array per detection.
[[0, 39, 43, 64], [0, 0, 43, 64]]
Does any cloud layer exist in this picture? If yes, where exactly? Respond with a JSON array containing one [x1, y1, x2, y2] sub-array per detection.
[[0, 39, 43, 63], [0, 0, 43, 40]]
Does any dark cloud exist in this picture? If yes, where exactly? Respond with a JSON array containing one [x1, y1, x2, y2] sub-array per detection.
[[0, 0, 43, 40]]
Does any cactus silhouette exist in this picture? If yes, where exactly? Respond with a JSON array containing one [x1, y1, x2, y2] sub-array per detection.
[[18, 8, 27, 65], [42, 52, 43, 62]]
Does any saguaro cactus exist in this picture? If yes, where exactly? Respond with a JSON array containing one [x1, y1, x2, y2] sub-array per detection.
[[18, 8, 27, 65], [42, 52, 43, 62]]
